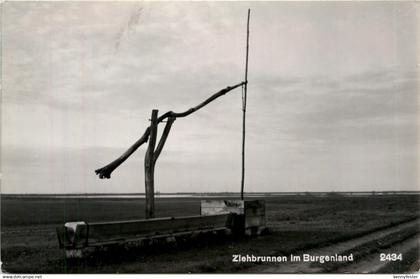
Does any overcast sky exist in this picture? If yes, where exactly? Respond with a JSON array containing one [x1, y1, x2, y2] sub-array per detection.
[[2, 1, 418, 194]]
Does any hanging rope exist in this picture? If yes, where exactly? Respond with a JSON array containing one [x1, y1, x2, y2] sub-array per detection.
[[241, 9, 250, 200], [241, 83, 245, 110]]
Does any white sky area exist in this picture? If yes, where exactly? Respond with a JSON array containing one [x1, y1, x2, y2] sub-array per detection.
[[1, 1, 418, 194]]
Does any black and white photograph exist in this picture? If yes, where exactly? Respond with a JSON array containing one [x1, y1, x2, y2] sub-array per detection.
[[1, 0, 419, 275]]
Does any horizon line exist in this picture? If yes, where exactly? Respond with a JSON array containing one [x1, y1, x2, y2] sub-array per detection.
[[2, 190, 419, 196]]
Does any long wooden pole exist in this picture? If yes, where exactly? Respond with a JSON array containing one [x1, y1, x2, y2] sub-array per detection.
[[241, 9, 250, 200], [95, 82, 245, 179]]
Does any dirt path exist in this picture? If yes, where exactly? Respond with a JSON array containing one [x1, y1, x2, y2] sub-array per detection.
[[249, 219, 419, 273], [336, 236, 419, 273]]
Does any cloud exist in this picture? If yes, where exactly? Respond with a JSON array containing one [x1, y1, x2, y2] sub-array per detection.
[[2, 2, 418, 193]]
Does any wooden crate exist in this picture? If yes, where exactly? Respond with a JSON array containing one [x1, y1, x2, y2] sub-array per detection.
[[200, 200, 266, 235]]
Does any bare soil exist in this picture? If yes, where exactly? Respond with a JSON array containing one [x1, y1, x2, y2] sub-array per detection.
[[1, 194, 419, 273]]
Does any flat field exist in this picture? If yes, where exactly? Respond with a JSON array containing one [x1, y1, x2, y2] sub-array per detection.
[[1, 194, 419, 273]]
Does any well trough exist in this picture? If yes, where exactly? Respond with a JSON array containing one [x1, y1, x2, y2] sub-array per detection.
[[56, 199, 266, 258]]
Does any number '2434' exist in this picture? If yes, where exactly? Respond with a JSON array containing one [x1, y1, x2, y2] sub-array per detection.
[[380, 253, 402, 261]]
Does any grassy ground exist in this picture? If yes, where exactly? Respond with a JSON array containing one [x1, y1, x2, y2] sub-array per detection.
[[1, 194, 419, 273]]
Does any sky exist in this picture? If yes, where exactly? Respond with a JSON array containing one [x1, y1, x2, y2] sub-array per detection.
[[2, 1, 418, 194]]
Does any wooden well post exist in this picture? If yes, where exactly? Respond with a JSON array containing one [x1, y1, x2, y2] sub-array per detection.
[[144, 109, 158, 219], [143, 109, 176, 219]]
